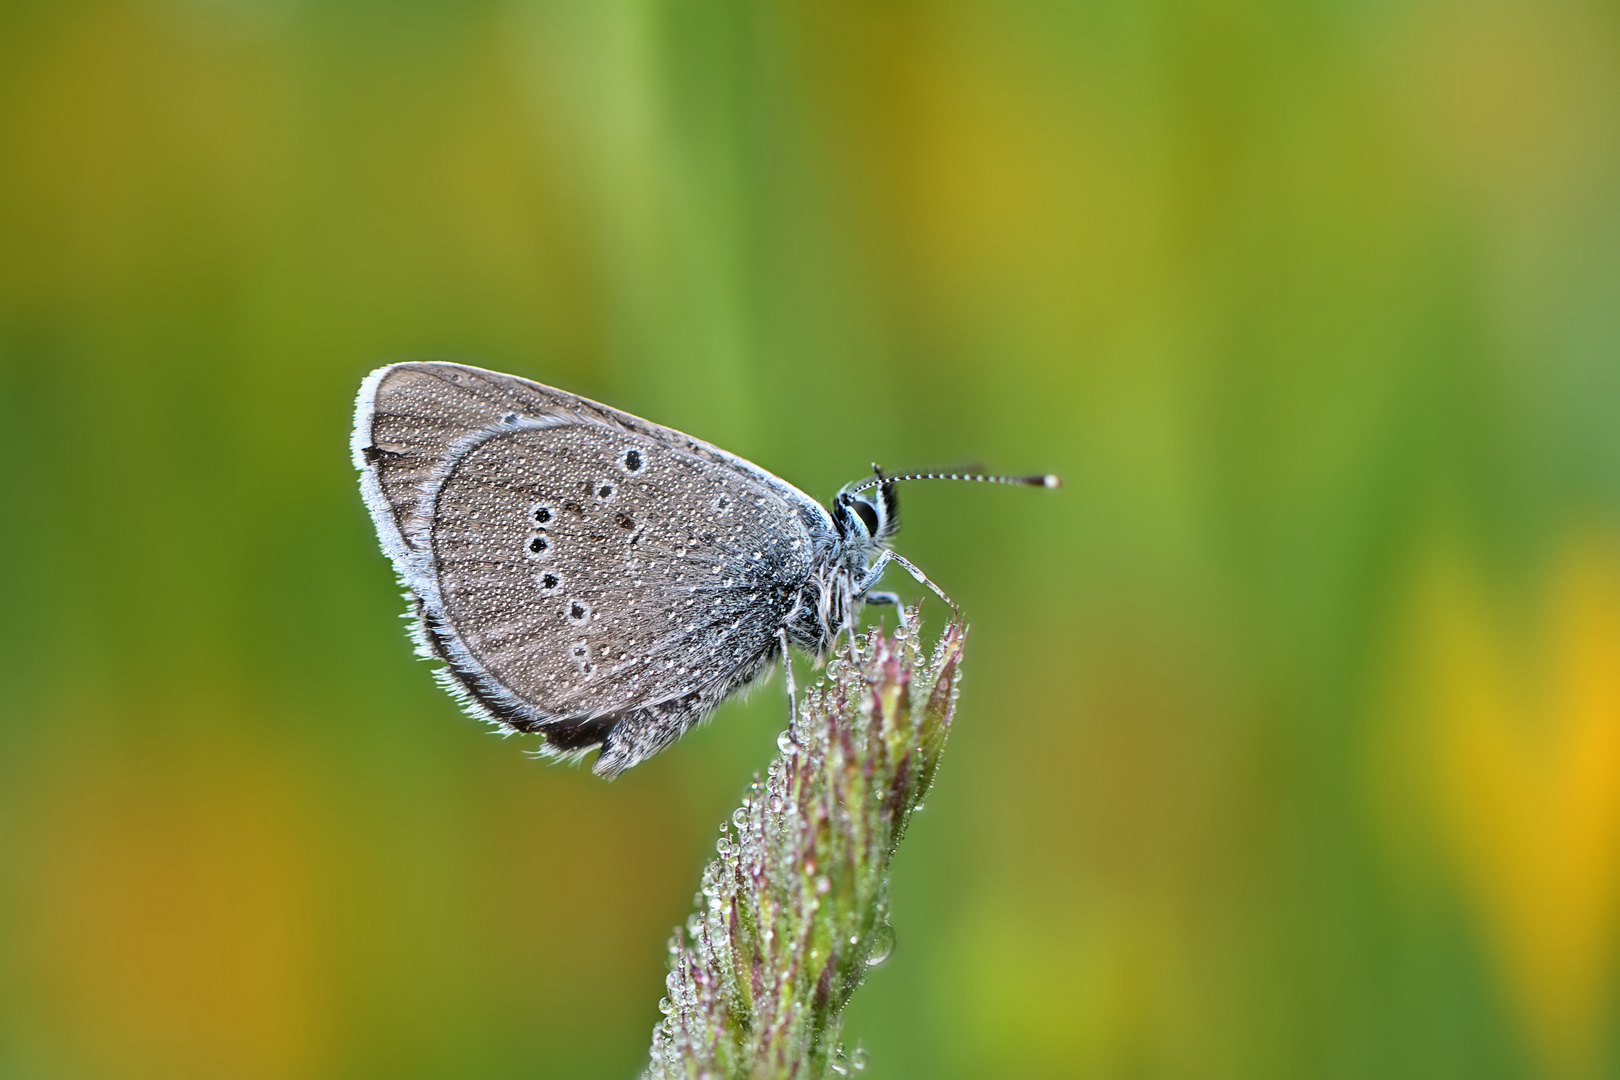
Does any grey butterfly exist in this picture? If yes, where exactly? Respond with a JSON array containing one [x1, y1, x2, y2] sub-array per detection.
[[352, 362, 1055, 777]]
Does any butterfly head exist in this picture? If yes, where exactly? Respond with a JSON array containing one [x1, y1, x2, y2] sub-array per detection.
[[831, 467, 899, 553]]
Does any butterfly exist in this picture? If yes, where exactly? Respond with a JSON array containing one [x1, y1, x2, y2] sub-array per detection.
[[352, 362, 1054, 776]]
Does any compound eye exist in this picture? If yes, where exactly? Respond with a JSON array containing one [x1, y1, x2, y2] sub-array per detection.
[[852, 499, 880, 536]]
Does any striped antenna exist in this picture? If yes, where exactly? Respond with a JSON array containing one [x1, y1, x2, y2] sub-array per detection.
[[849, 468, 1060, 495]]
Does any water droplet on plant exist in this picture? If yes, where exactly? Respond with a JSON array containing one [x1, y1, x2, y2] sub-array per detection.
[[865, 922, 895, 966], [659, 997, 673, 1015], [776, 730, 798, 754], [850, 1046, 869, 1070]]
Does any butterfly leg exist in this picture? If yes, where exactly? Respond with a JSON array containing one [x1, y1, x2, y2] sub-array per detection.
[[854, 551, 894, 594], [854, 553, 905, 634], [856, 550, 957, 617], [863, 590, 908, 631], [777, 625, 799, 726], [886, 552, 959, 618]]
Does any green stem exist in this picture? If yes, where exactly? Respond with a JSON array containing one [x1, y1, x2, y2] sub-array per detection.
[[645, 614, 966, 1080]]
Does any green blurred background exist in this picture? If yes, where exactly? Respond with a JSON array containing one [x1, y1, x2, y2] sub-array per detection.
[[3, 0, 1620, 1077]]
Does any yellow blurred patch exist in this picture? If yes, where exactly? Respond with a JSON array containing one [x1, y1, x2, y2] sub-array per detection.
[[1377, 532, 1620, 1075], [1399, 0, 1614, 212], [10, 728, 331, 1079], [0, 0, 283, 299], [801, 5, 1159, 335]]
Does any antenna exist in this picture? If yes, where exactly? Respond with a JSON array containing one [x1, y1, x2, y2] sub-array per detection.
[[848, 467, 1060, 496]]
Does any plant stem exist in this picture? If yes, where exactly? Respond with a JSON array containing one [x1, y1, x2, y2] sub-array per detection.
[[645, 614, 966, 1080]]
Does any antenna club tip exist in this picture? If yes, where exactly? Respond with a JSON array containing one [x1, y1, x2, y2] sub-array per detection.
[[1042, 474, 1061, 488]]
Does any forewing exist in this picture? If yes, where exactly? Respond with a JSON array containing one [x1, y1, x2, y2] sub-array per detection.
[[352, 361, 824, 558], [417, 417, 817, 734]]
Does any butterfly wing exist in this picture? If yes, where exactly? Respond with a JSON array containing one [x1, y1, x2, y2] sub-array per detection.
[[355, 363, 620, 561], [353, 362, 830, 776]]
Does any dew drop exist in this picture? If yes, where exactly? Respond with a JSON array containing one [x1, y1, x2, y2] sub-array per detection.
[[865, 922, 895, 966]]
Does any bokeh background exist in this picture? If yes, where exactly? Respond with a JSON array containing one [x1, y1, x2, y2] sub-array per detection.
[[3, 0, 1620, 1077]]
